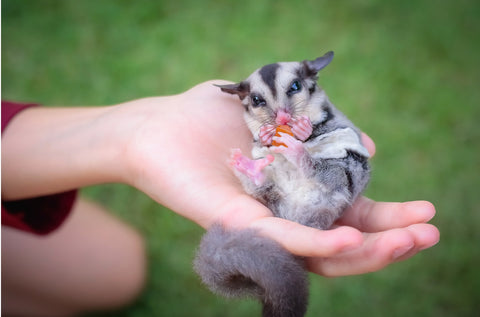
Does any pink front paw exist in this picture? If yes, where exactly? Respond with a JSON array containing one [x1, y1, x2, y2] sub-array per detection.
[[291, 116, 312, 141], [230, 149, 274, 186], [271, 133, 305, 164], [259, 124, 276, 146], [271, 133, 304, 154]]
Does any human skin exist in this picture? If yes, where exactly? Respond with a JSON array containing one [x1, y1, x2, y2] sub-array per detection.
[[2, 80, 440, 278], [2, 199, 146, 316]]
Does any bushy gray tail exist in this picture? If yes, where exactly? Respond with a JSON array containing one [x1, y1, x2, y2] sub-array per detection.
[[194, 224, 308, 317]]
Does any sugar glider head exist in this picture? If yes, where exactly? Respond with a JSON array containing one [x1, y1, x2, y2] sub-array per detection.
[[216, 51, 334, 141]]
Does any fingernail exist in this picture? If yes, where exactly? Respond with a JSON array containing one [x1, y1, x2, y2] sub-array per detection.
[[392, 244, 414, 260]]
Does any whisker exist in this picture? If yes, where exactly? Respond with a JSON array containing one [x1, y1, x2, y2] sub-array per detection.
[[291, 99, 309, 117], [244, 113, 275, 135]]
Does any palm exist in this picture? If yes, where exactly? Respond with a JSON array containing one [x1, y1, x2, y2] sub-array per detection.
[[127, 81, 439, 276]]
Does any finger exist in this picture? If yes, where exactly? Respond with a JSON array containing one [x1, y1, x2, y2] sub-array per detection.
[[336, 197, 436, 233], [274, 132, 294, 140], [214, 194, 274, 229], [361, 132, 376, 158], [395, 223, 440, 261], [308, 228, 414, 276], [216, 195, 364, 258], [306, 223, 439, 277], [270, 145, 283, 153], [250, 218, 364, 258]]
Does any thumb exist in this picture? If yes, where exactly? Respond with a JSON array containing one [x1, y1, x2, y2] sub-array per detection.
[[250, 217, 364, 258], [216, 194, 363, 258]]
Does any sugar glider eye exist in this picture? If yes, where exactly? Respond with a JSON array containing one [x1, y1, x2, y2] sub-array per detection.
[[251, 95, 266, 107], [287, 80, 302, 96]]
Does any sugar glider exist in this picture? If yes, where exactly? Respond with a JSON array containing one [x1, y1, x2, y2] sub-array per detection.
[[194, 52, 370, 317]]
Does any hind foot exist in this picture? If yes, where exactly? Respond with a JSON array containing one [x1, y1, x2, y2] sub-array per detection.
[[230, 149, 274, 186]]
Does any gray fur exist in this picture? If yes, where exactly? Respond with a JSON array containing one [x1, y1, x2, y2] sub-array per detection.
[[195, 51, 370, 316], [194, 224, 308, 317]]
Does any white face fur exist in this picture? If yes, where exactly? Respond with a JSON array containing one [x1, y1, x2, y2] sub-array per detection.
[[241, 61, 328, 138], [217, 52, 335, 142]]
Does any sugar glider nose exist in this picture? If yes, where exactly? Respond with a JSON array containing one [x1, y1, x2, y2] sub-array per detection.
[[275, 109, 292, 125]]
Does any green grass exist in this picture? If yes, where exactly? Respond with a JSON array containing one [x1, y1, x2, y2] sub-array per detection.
[[3, 0, 479, 316]]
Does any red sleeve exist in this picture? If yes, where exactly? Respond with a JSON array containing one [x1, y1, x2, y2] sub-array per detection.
[[2, 101, 77, 235]]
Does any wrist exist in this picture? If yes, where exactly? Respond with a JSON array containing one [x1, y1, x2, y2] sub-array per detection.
[[110, 96, 177, 190], [83, 105, 133, 186]]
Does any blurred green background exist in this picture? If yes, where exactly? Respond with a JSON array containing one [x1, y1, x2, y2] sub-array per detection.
[[2, 0, 479, 316]]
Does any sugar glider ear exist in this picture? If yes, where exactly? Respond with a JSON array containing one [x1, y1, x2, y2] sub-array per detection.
[[214, 82, 250, 100], [303, 51, 334, 76]]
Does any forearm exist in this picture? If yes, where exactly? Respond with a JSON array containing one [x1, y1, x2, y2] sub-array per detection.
[[1, 105, 133, 200]]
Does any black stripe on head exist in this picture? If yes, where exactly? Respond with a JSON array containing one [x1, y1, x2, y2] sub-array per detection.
[[259, 63, 280, 98]]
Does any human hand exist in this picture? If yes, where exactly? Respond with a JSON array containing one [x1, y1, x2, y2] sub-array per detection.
[[122, 81, 439, 276]]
